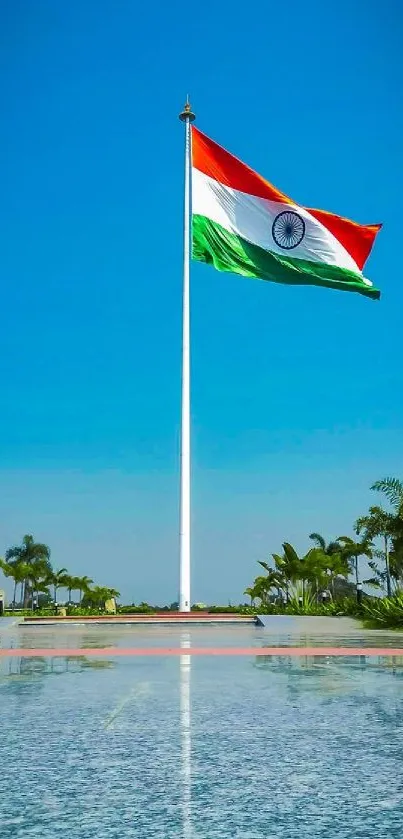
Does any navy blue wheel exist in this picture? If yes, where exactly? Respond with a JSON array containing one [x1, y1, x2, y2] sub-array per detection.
[[272, 211, 305, 250]]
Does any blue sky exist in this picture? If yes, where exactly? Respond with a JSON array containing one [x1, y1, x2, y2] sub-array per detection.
[[0, 0, 402, 604]]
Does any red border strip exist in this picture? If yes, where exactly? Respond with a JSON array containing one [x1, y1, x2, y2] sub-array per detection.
[[1, 646, 403, 658]]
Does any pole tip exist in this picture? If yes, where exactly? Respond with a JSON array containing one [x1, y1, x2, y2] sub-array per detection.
[[179, 97, 196, 122]]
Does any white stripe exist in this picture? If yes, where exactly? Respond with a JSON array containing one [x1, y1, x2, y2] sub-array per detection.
[[192, 168, 367, 278]]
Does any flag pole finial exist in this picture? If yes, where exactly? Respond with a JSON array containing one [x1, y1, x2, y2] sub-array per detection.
[[179, 96, 196, 122]]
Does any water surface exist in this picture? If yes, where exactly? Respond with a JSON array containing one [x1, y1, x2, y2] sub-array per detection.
[[1, 618, 402, 838]]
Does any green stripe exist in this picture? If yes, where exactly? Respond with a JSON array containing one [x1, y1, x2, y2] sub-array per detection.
[[192, 214, 380, 300]]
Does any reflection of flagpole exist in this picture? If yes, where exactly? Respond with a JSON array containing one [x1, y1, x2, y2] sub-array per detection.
[[178, 98, 196, 612], [180, 633, 191, 838]]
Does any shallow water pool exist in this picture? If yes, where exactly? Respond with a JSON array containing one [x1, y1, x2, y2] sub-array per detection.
[[1, 618, 402, 838]]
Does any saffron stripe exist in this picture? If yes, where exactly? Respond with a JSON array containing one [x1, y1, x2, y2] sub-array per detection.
[[192, 126, 291, 204], [192, 127, 381, 268], [307, 208, 381, 271]]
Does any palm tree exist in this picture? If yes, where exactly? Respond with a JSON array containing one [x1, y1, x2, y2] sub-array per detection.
[[0, 559, 15, 607], [0, 558, 38, 609], [63, 575, 76, 604], [309, 533, 342, 555], [106, 587, 120, 602], [280, 543, 329, 601], [371, 477, 403, 514], [70, 575, 92, 603], [26, 559, 51, 610], [75, 575, 93, 603], [355, 506, 395, 596], [271, 548, 307, 602], [371, 477, 403, 589], [302, 548, 331, 599], [271, 544, 302, 600], [47, 568, 68, 604], [244, 577, 272, 606], [244, 586, 257, 607], [13, 562, 32, 607], [309, 533, 348, 596], [337, 536, 373, 592], [84, 586, 120, 609], [257, 561, 284, 600], [324, 551, 350, 597], [6, 535, 51, 608], [389, 549, 403, 590]]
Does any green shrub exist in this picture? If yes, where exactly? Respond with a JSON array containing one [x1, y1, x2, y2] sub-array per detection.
[[118, 604, 157, 614], [362, 592, 403, 628], [5, 608, 57, 617]]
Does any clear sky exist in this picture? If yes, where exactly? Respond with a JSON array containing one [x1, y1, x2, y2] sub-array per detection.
[[0, 0, 402, 605]]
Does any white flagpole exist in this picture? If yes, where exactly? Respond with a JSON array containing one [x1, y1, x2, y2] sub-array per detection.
[[178, 98, 195, 612]]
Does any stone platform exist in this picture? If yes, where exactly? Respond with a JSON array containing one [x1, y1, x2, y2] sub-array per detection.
[[22, 612, 258, 626]]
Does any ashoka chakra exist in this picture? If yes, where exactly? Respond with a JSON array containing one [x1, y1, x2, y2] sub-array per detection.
[[272, 211, 305, 250]]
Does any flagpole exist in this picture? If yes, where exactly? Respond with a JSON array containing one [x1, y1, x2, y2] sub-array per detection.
[[178, 98, 195, 612]]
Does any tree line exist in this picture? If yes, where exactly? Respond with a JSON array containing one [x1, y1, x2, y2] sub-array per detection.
[[244, 477, 403, 607], [0, 534, 119, 611]]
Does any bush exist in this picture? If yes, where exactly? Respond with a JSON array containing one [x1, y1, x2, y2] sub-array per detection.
[[215, 597, 365, 618], [118, 604, 156, 614], [362, 592, 403, 629], [4, 597, 371, 621], [5, 607, 56, 617]]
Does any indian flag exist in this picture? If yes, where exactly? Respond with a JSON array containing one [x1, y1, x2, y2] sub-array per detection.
[[191, 127, 381, 300]]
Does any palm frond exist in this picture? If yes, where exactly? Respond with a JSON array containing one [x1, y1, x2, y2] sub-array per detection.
[[363, 577, 383, 589], [355, 516, 367, 535], [282, 542, 300, 565], [327, 541, 342, 555], [309, 533, 326, 550], [371, 477, 403, 508], [258, 560, 271, 573]]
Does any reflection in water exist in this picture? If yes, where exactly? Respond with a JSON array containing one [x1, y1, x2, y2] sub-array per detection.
[[180, 634, 191, 839], [1, 625, 403, 838], [1, 654, 114, 689], [253, 654, 403, 721]]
